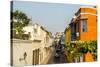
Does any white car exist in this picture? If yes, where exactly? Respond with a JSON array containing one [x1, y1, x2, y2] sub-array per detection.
[[55, 53, 60, 58]]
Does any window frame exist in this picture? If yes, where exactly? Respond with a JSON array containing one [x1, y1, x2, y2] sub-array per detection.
[[82, 20, 87, 32]]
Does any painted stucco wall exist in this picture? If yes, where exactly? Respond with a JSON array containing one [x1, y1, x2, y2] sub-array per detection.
[[11, 24, 53, 66], [12, 39, 41, 66]]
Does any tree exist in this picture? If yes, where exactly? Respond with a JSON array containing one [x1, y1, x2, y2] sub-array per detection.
[[64, 40, 97, 62], [11, 10, 30, 39]]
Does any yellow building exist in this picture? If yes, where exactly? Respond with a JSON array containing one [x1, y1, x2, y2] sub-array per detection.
[[64, 26, 71, 62], [64, 26, 71, 45]]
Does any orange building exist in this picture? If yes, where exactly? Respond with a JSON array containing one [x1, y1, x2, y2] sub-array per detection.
[[69, 7, 97, 41]]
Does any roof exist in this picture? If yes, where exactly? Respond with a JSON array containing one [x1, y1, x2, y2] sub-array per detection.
[[33, 23, 52, 37], [80, 6, 97, 10], [64, 26, 70, 34], [24, 21, 52, 37]]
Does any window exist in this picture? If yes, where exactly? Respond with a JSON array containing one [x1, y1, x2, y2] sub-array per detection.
[[46, 35, 49, 43], [34, 28, 37, 34], [82, 20, 87, 32]]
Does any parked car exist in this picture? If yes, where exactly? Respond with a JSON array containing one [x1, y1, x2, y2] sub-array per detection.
[[55, 53, 60, 58], [55, 48, 61, 58]]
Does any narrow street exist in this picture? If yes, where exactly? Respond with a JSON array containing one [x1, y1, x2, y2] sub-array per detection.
[[10, 2, 97, 66], [47, 46, 67, 64]]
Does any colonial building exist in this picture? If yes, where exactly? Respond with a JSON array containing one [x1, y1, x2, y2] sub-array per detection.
[[64, 6, 97, 62], [69, 7, 97, 41], [11, 23, 53, 66], [54, 32, 64, 44]]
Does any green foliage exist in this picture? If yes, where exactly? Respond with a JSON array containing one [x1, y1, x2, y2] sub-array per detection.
[[64, 40, 97, 62], [11, 10, 30, 39], [12, 10, 30, 27], [77, 41, 97, 54]]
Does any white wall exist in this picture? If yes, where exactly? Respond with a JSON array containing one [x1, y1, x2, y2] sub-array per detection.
[[12, 39, 41, 66], [23, 25, 34, 40], [12, 25, 53, 66]]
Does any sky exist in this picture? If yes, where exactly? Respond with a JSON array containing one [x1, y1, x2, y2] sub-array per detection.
[[12, 1, 93, 34]]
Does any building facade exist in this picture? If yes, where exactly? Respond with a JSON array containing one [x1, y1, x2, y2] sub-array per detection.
[[64, 26, 71, 45], [54, 32, 64, 44], [69, 7, 97, 41], [11, 23, 53, 66], [64, 6, 97, 62]]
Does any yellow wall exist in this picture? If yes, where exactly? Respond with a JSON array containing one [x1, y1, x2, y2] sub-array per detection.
[[64, 27, 71, 45]]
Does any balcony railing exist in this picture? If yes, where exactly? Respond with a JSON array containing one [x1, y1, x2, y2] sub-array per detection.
[[71, 32, 76, 41]]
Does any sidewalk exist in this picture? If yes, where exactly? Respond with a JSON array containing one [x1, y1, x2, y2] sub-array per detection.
[[40, 47, 55, 64], [47, 47, 55, 64]]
